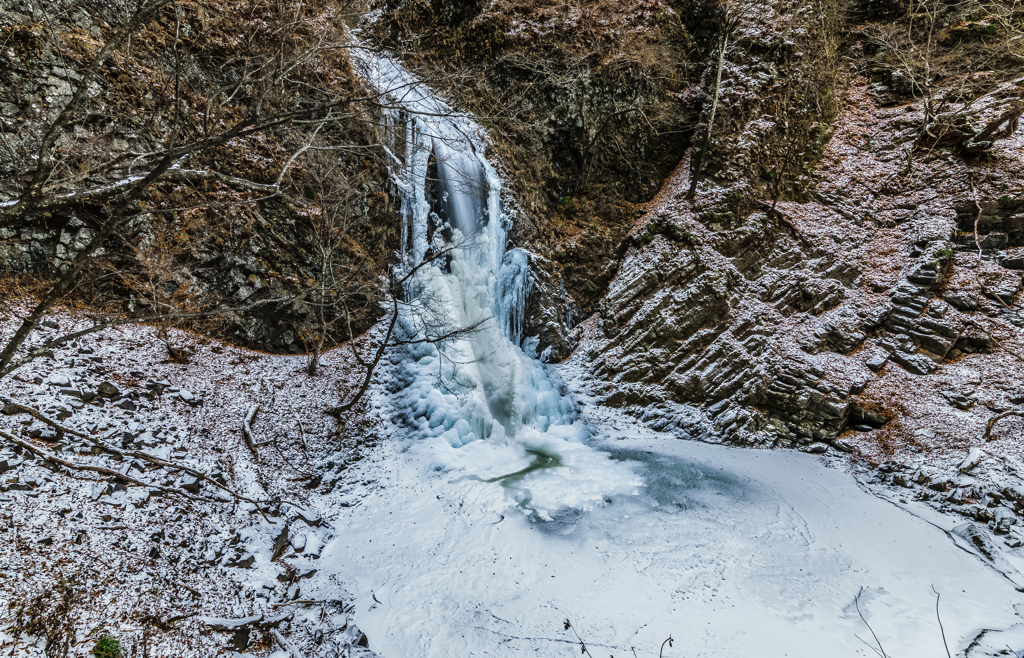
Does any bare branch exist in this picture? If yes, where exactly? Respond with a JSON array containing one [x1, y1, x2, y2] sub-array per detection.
[[1, 401, 299, 510], [1, 295, 300, 379], [242, 404, 261, 462], [983, 409, 1024, 441], [855, 587, 889, 658]]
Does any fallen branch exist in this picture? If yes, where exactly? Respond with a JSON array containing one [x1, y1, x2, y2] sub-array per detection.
[[932, 586, 951, 658], [2, 401, 296, 512], [142, 611, 200, 631], [0, 429, 206, 504], [268, 599, 325, 609], [200, 615, 263, 631], [243, 404, 261, 462], [200, 612, 293, 632], [983, 410, 1024, 441], [271, 629, 306, 658], [174, 582, 201, 599]]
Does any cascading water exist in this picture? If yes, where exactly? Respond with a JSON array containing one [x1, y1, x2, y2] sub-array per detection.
[[352, 47, 640, 518]]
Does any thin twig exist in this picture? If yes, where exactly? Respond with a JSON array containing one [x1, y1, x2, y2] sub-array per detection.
[[295, 417, 308, 453], [932, 585, 951, 658], [855, 587, 889, 658], [563, 620, 595, 658]]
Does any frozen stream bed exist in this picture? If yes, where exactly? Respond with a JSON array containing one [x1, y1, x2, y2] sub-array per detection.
[[317, 386, 1024, 658]]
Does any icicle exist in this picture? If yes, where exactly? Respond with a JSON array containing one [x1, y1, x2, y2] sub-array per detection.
[[497, 248, 532, 346]]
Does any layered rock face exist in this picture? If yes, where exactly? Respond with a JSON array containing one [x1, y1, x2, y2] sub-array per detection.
[[581, 83, 1024, 458]]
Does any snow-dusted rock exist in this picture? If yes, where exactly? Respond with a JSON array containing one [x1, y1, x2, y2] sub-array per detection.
[[97, 381, 120, 398], [47, 374, 71, 387], [959, 447, 984, 472]]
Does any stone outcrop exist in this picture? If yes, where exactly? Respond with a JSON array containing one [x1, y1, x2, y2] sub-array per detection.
[[519, 252, 579, 362], [955, 198, 1024, 250], [577, 81, 1024, 454], [583, 200, 873, 446]]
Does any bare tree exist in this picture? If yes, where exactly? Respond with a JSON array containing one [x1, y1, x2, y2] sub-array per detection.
[[331, 237, 491, 414], [864, 0, 1024, 155], [687, 6, 739, 199], [0, 0, 391, 380], [295, 144, 381, 376]]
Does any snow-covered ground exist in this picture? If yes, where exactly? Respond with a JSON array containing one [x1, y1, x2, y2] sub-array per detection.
[[314, 365, 1024, 658], [0, 306, 382, 657]]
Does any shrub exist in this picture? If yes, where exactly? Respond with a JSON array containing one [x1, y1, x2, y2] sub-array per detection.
[[91, 634, 124, 658]]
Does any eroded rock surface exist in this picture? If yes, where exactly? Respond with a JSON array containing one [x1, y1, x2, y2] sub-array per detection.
[[579, 82, 1024, 461]]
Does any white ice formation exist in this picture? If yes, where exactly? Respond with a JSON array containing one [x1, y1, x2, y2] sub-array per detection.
[[351, 46, 640, 519]]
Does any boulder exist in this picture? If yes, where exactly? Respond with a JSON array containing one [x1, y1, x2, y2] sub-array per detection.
[[940, 390, 972, 410], [97, 381, 120, 398], [865, 355, 887, 372], [959, 447, 983, 472], [28, 425, 60, 441], [953, 522, 1000, 561], [296, 507, 322, 527], [891, 350, 936, 375], [233, 553, 256, 569], [47, 374, 71, 387]]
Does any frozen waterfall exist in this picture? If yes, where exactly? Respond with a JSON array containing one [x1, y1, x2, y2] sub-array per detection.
[[352, 47, 640, 518]]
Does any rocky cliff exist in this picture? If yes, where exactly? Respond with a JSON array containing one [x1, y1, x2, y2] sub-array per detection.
[[585, 80, 1023, 457]]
